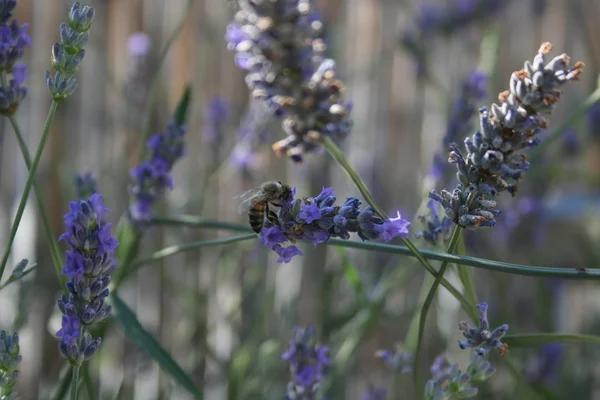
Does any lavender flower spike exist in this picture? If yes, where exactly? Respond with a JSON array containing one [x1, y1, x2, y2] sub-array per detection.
[[0, 330, 22, 399], [424, 353, 495, 400], [283, 326, 330, 399], [46, 2, 95, 101], [458, 302, 509, 357], [256, 186, 410, 263], [375, 343, 413, 374], [0, 0, 31, 115], [129, 122, 186, 224], [226, 0, 352, 163], [55, 193, 119, 365], [450, 43, 583, 197], [430, 43, 583, 229]]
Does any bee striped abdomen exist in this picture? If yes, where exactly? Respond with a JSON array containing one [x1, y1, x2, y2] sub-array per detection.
[[248, 199, 266, 233]]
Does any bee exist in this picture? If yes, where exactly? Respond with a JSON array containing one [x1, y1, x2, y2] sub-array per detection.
[[235, 181, 293, 233]]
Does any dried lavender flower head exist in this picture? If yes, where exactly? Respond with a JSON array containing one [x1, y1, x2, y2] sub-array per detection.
[[46, 2, 95, 101], [226, 0, 352, 163], [430, 43, 583, 229], [450, 42, 583, 197], [0, 0, 31, 115]]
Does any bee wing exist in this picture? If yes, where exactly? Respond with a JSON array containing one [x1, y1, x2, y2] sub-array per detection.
[[233, 186, 261, 200], [237, 197, 255, 215], [234, 187, 263, 215]]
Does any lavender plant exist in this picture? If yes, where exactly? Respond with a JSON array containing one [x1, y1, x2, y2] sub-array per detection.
[[0, 0, 30, 115], [129, 122, 187, 223], [424, 353, 496, 399], [0, 331, 21, 400], [283, 326, 330, 399], [46, 2, 94, 101], [0, 1, 597, 398], [259, 186, 410, 263], [226, 0, 352, 163], [55, 193, 118, 364]]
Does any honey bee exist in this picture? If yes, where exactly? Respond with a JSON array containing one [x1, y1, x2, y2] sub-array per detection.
[[235, 181, 293, 233]]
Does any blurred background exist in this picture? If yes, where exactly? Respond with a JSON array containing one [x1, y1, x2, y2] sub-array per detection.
[[1, 0, 600, 399]]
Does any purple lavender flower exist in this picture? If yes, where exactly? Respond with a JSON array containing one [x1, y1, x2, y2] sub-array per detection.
[[129, 122, 186, 224], [375, 343, 413, 374], [458, 303, 509, 356], [127, 32, 151, 58], [588, 101, 600, 139], [226, 0, 352, 163], [283, 326, 330, 399], [362, 385, 386, 400], [0, 330, 21, 399], [562, 127, 579, 155], [55, 193, 118, 365], [425, 353, 495, 400], [254, 187, 411, 263], [0, 1, 30, 115], [526, 343, 562, 385], [202, 97, 229, 142], [46, 2, 94, 101], [0, 16, 31, 71], [74, 172, 97, 200], [416, 199, 454, 245], [0, 62, 26, 115]]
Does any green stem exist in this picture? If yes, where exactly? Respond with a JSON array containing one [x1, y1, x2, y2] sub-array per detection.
[[70, 365, 80, 400], [456, 232, 478, 306], [150, 216, 600, 281], [529, 85, 600, 161], [83, 363, 95, 400], [0, 101, 59, 282], [121, 233, 256, 282], [7, 114, 65, 286], [51, 366, 73, 400], [137, 0, 193, 163], [414, 225, 463, 392]]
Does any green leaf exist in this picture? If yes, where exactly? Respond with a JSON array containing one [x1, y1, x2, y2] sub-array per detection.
[[111, 292, 203, 399], [173, 84, 192, 126], [0, 260, 38, 291], [504, 333, 600, 347], [455, 232, 478, 306]]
